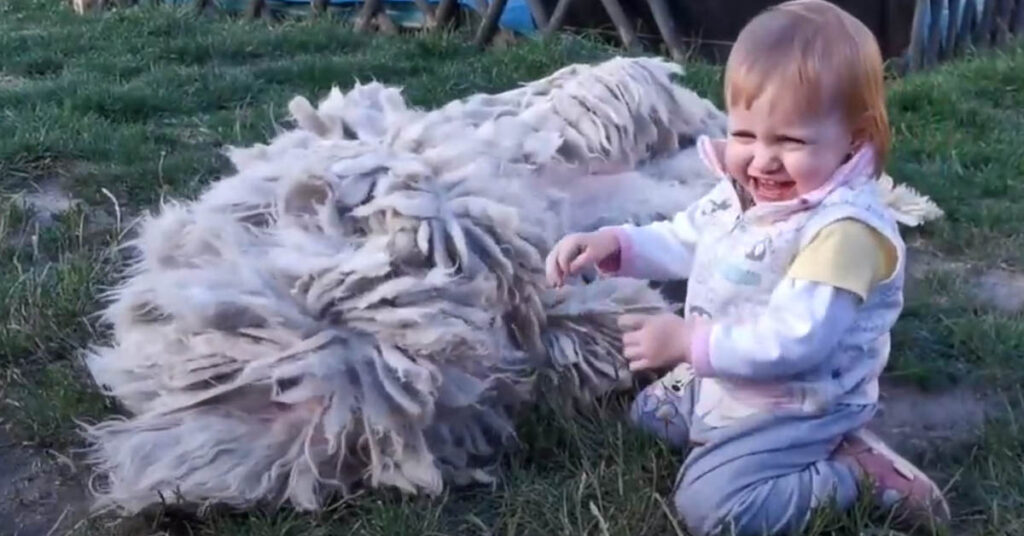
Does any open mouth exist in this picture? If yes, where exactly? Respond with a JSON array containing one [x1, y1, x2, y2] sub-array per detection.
[[749, 176, 796, 202]]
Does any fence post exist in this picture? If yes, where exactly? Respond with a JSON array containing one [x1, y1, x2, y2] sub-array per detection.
[[645, 0, 685, 62], [924, 0, 945, 67], [524, 0, 548, 28], [246, 0, 265, 19], [975, 0, 996, 46], [474, 0, 509, 46], [435, 0, 457, 27], [942, 0, 962, 60], [376, 11, 399, 34], [995, 0, 1013, 44], [354, 0, 381, 32], [599, 0, 640, 52], [411, 0, 437, 27], [956, 0, 977, 54], [543, 0, 574, 39], [907, 0, 929, 72]]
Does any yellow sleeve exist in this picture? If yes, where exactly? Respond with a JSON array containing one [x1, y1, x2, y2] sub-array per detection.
[[786, 219, 898, 300]]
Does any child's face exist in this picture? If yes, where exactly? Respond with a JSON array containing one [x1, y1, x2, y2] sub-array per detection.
[[724, 86, 854, 203]]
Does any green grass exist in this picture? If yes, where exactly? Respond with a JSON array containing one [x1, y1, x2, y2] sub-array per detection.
[[888, 51, 1024, 269], [2, 0, 1024, 534]]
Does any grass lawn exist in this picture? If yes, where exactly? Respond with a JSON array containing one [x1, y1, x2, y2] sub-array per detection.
[[1, 0, 1023, 534]]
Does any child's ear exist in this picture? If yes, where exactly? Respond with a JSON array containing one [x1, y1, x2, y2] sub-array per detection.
[[849, 123, 870, 152], [842, 134, 866, 164]]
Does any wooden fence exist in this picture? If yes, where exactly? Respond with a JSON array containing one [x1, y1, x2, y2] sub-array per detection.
[[75, 0, 1024, 73], [904, 0, 1024, 72]]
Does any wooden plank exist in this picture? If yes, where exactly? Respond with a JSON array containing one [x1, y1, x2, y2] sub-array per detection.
[[942, 0, 962, 60], [411, 0, 437, 27], [924, 0, 945, 67], [354, 0, 381, 32], [599, 0, 640, 52], [434, 0, 458, 27], [376, 11, 399, 34], [246, 0, 265, 19], [995, 0, 1013, 44], [524, 0, 548, 28], [474, 0, 509, 47], [955, 0, 976, 53], [543, 0, 575, 38], [645, 0, 685, 61], [906, 0, 929, 72], [975, 0, 996, 46]]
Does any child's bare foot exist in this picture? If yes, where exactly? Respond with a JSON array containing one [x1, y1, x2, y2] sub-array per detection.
[[833, 428, 951, 530]]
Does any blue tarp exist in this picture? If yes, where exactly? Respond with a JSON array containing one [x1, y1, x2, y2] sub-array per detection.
[[273, 0, 538, 34]]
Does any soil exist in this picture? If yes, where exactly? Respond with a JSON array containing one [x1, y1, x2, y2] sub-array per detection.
[[19, 180, 81, 228], [906, 246, 1024, 315], [0, 74, 26, 89], [0, 428, 92, 536], [870, 379, 1001, 458]]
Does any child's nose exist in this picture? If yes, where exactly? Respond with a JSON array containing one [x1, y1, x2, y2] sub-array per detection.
[[750, 145, 782, 174]]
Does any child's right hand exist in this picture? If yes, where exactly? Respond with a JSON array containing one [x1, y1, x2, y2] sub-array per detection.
[[545, 229, 621, 287]]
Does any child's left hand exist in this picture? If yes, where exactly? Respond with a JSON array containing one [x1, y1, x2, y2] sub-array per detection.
[[617, 313, 695, 371]]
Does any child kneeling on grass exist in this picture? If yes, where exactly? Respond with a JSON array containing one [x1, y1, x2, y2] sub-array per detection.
[[545, 1, 951, 534]]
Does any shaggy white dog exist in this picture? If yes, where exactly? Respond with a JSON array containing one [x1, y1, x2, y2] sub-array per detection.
[[79, 57, 942, 515]]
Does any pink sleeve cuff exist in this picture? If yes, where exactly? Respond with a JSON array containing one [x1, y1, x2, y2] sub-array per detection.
[[689, 320, 715, 376], [596, 227, 636, 276]]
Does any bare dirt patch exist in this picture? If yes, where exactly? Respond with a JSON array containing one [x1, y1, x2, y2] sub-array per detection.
[[19, 179, 82, 228], [875, 247, 1019, 455], [870, 379, 1001, 458], [0, 73, 27, 89], [0, 428, 92, 536], [970, 268, 1024, 314], [906, 246, 1024, 315]]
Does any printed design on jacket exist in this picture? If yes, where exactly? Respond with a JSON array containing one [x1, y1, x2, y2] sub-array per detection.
[[744, 236, 772, 262], [700, 197, 732, 217], [688, 304, 713, 319], [719, 263, 762, 286]]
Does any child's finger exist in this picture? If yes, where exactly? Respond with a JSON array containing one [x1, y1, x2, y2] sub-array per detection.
[[623, 343, 643, 361], [556, 241, 581, 276], [622, 330, 641, 349], [617, 313, 647, 332], [544, 249, 562, 287], [627, 358, 653, 371], [567, 247, 594, 275]]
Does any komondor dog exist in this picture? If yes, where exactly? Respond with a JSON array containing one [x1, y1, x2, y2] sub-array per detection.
[[78, 56, 943, 515]]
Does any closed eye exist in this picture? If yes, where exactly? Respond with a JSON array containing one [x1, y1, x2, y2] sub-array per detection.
[[779, 135, 808, 145], [730, 130, 755, 139]]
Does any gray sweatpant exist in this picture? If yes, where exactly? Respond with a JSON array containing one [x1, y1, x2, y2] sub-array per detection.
[[629, 365, 877, 536]]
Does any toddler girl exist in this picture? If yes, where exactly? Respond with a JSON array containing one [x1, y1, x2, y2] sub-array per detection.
[[545, 1, 951, 534]]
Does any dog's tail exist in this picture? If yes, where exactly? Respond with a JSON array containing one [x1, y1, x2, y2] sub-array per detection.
[[877, 174, 945, 227]]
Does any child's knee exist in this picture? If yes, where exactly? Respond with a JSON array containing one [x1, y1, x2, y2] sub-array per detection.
[[673, 471, 809, 536], [674, 483, 774, 536], [673, 485, 715, 536], [674, 471, 740, 536]]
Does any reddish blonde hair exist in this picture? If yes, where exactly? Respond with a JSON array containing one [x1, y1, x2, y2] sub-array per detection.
[[724, 0, 890, 175]]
